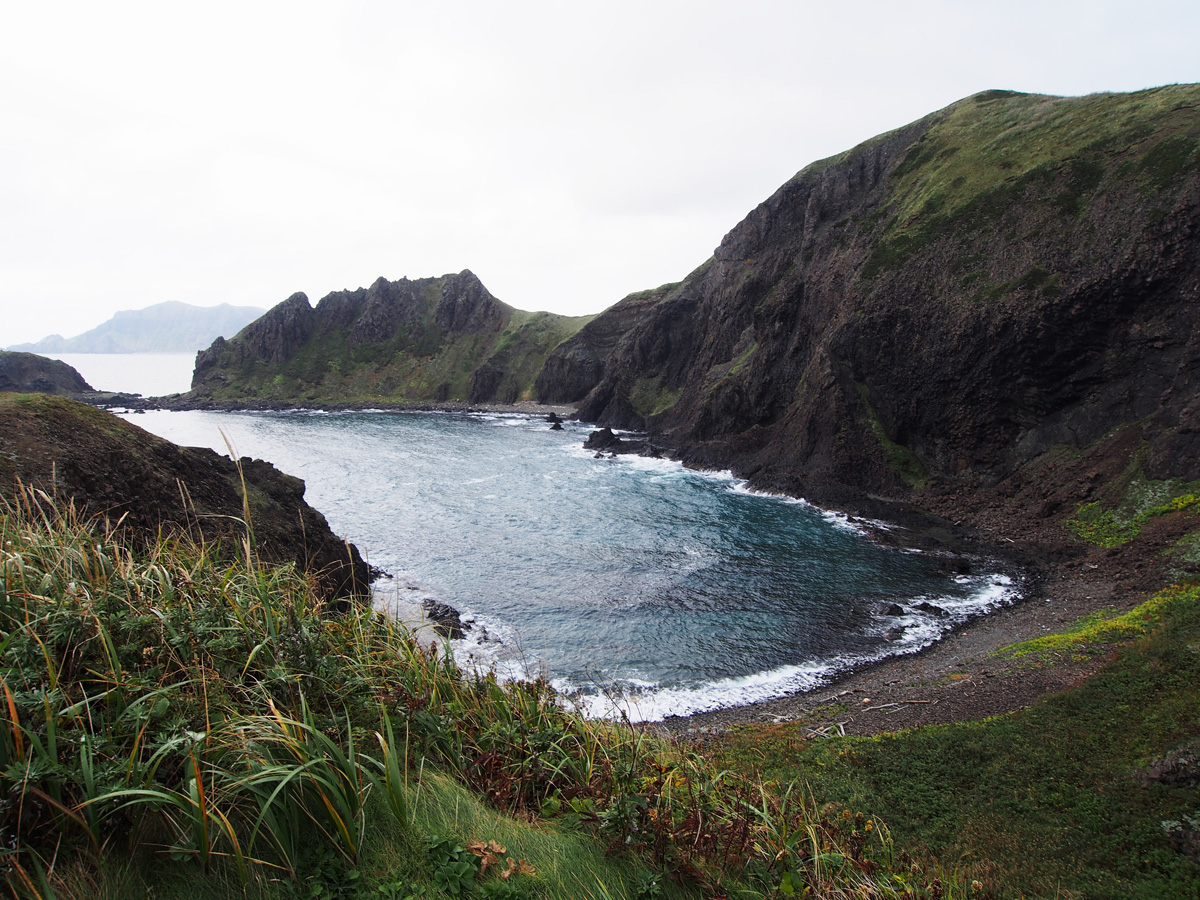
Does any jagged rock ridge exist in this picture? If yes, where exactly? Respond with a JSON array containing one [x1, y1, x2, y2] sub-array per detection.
[[538, 85, 1200, 502], [189, 271, 591, 406]]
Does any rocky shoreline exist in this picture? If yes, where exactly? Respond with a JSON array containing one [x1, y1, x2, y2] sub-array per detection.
[[98, 392, 582, 419], [23, 386, 1186, 740], [652, 431, 1190, 738]]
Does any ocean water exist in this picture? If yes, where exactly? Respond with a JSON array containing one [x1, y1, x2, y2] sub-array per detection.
[[124, 407, 1021, 722], [45, 352, 196, 396]]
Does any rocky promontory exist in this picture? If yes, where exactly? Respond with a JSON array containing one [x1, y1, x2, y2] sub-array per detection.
[[0, 394, 371, 600], [539, 86, 1200, 512], [183, 270, 592, 407], [0, 351, 95, 396]]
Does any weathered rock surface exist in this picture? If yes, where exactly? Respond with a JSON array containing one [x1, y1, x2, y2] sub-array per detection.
[[0, 394, 371, 601], [186, 271, 590, 407], [422, 600, 468, 640], [539, 86, 1200, 506], [0, 351, 95, 395]]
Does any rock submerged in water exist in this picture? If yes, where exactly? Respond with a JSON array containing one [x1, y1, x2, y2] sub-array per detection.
[[583, 427, 661, 458], [422, 599, 468, 639]]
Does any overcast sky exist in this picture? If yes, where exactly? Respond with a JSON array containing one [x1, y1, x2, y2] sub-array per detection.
[[2, 1, 1197, 346]]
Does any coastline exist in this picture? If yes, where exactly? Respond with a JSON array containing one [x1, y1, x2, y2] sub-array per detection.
[[114, 397, 1176, 739], [653, 472, 1182, 739], [654, 564, 1119, 738], [123, 393, 582, 418]]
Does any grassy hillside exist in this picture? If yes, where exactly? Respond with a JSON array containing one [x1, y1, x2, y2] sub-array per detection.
[[2, 485, 966, 900], [710, 583, 1200, 898], [859, 84, 1200, 283]]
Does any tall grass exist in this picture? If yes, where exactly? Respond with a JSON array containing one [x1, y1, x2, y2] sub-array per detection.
[[1, 485, 950, 899]]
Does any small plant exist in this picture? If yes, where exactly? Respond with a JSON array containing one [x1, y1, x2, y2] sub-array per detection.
[[634, 871, 664, 900], [302, 845, 363, 900], [425, 836, 479, 897], [479, 878, 526, 899]]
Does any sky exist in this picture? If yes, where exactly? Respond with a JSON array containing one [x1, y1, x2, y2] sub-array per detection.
[[2, 1, 1198, 347]]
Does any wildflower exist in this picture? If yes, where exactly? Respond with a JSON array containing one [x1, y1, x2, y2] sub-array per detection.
[[864, 820, 874, 833]]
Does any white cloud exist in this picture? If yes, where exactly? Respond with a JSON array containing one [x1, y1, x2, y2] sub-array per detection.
[[2, 0, 1198, 345]]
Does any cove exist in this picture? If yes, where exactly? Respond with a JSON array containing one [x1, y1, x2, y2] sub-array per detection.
[[125, 408, 1019, 721]]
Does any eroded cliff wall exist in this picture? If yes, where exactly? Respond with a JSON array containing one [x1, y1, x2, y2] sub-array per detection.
[[540, 87, 1200, 500]]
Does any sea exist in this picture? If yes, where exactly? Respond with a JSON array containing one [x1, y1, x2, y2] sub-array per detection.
[[62, 352, 1022, 722], [45, 352, 197, 396]]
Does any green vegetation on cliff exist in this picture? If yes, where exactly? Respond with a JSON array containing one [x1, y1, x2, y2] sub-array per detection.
[[0, 394, 370, 600], [543, 84, 1200, 503], [861, 85, 1200, 283], [188, 272, 592, 407], [2, 489, 967, 900]]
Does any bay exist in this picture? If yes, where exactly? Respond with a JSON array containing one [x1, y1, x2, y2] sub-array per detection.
[[124, 408, 1018, 721]]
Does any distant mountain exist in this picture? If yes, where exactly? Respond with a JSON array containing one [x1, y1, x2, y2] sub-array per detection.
[[8, 301, 266, 354]]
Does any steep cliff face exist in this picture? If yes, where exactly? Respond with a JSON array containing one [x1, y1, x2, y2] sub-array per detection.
[[540, 86, 1200, 501], [190, 271, 590, 406], [0, 395, 371, 600]]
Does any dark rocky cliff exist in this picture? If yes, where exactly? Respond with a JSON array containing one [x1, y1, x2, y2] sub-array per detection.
[[0, 394, 371, 600], [539, 86, 1200, 503], [188, 271, 590, 406], [0, 351, 95, 395]]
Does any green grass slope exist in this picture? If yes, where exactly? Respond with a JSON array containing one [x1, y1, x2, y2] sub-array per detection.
[[714, 583, 1200, 899], [2, 484, 967, 900], [858, 84, 1200, 283]]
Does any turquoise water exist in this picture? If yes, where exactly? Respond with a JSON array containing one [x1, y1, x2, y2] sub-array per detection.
[[125, 408, 1018, 721]]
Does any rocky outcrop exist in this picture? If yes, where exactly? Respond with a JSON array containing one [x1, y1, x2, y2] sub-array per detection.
[[0, 351, 95, 395], [535, 284, 673, 406], [186, 271, 590, 407], [0, 394, 371, 601], [435, 270, 507, 335], [541, 86, 1200, 503], [422, 600, 468, 639]]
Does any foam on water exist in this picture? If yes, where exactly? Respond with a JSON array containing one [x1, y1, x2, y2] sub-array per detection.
[[563, 573, 1017, 722], [438, 571, 1020, 723], [129, 408, 1026, 724]]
